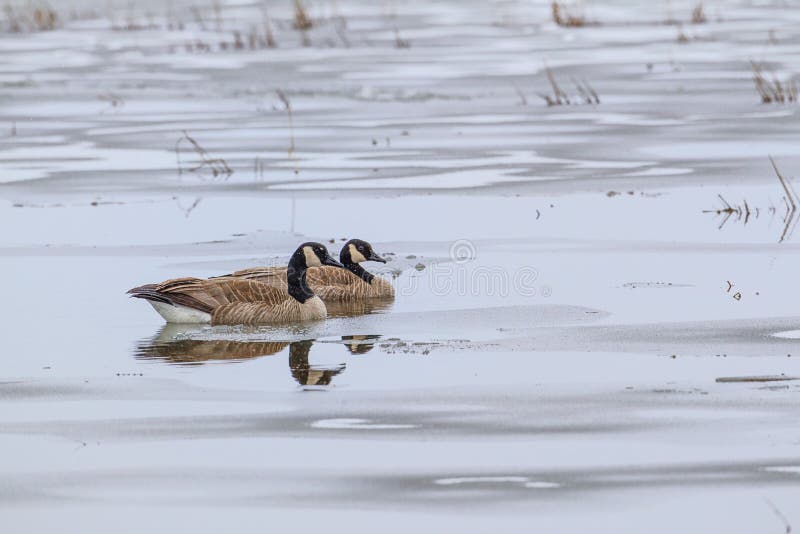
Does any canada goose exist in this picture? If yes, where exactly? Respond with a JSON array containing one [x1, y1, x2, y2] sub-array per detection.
[[128, 242, 343, 325], [223, 238, 395, 301]]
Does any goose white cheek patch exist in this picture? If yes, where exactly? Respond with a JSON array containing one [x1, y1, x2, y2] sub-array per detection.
[[349, 244, 367, 263], [303, 246, 322, 267]]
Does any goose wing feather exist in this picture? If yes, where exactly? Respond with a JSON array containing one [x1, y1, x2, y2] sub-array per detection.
[[224, 266, 287, 284]]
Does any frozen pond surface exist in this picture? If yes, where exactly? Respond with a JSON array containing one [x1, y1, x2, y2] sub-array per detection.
[[1, 0, 800, 532]]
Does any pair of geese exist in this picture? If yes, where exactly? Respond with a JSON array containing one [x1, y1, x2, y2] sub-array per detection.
[[128, 239, 394, 325]]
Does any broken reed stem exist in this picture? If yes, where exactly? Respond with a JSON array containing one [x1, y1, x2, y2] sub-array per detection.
[[212, 0, 222, 31], [190, 6, 206, 30], [771, 155, 797, 213], [513, 85, 527, 106], [690, 2, 707, 24], [571, 77, 600, 104], [704, 157, 799, 241], [717, 194, 734, 212], [4, 3, 59, 32], [175, 130, 232, 179], [752, 61, 798, 104], [765, 500, 793, 534], [292, 0, 312, 30], [546, 66, 569, 105], [334, 16, 349, 47], [263, 10, 276, 47], [539, 67, 598, 106], [551, 1, 585, 27], [276, 90, 297, 173], [253, 156, 266, 181], [769, 156, 796, 242], [176, 196, 202, 218], [584, 79, 600, 103], [394, 27, 410, 48]]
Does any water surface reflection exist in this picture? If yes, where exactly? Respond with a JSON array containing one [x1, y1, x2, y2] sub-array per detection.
[[324, 298, 394, 318], [288, 340, 344, 386], [135, 327, 382, 387]]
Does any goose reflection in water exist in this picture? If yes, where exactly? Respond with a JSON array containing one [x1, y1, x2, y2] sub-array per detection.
[[287, 340, 343, 386], [135, 327, 381, 386], [324, 298, 394, 318], [341, 335, 382, 355]]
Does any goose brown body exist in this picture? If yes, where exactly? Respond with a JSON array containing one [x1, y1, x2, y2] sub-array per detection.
[[128, 277, 326, 325], [128, 242, 341, 325]]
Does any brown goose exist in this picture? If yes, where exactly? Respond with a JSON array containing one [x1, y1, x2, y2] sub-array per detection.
[[223, 239, 394, 301], [127, 242, 343, 325]]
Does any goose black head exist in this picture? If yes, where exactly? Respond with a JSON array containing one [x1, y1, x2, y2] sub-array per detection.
[[294, 242, 343, 269], [287, 242, 343, 303], [340, 239, 387, 266]]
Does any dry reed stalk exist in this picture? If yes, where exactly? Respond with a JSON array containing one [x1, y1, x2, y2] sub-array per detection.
[[333, 16, 349, 47], [276, 90, 298, 173], [538, 66, 599, 106], [691, 2, 707, 24], [543, 66, 569, 105], [751, 61, 798, 104], [394, 28, 410, 48], [212, 0, 222, 31], [551, 1, 586, 27], [293, 0, 312, 30], [190, 6, 206, 30], [175, 130, 232, 179], [263, 10, 276, 47], [703, 157, 799, 241], [3, 3, 59, 32]]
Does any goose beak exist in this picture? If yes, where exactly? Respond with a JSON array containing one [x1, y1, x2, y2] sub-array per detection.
[[367, 251, 387, 263], [324, 254, 344, 268]]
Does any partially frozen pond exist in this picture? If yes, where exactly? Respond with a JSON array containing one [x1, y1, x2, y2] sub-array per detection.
[[1, 0, 800, 532]]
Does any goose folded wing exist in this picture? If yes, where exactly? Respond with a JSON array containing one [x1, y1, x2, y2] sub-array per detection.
[[307, 266, 358, 287], [224, 266, 287, 284], [149, 277, 291, 308]]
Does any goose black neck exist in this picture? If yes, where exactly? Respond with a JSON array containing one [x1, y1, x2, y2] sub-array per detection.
[[287, 256, 315, 303], [340, 245, 375, 284], [345, 262, 374, 284]]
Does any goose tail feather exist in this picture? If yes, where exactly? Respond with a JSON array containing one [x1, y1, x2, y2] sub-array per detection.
[[126, 284, 212, 313]]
